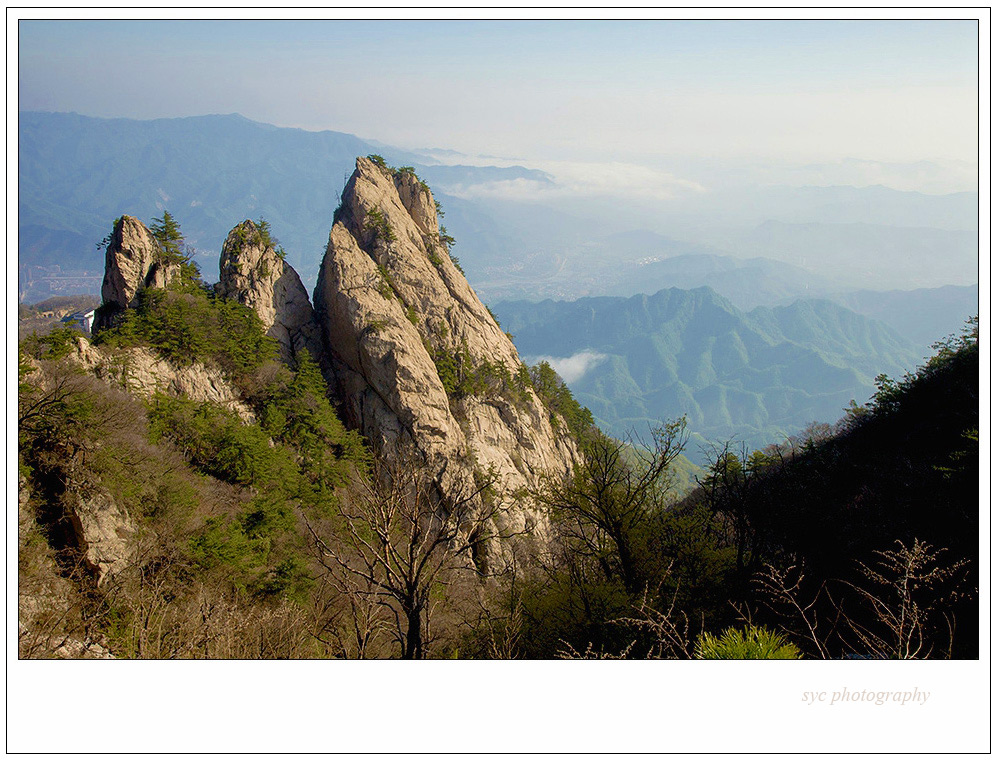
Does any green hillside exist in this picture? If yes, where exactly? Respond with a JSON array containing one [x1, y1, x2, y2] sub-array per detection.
[[493, 287, 921, 457]]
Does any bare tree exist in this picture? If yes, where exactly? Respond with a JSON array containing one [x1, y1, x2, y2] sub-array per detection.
[[556, 575, 697, 660], [614, 582, 697, 659], [842, 539, 969, 659], [753, 563, 838, 659], [305, 451, 501, 659], [308, 570, 393, 659], [753, 539, 970, 659], [533, 419, 688, 596]]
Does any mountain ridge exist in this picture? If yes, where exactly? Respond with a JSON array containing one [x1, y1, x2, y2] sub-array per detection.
[[494, 286, 921, 455]]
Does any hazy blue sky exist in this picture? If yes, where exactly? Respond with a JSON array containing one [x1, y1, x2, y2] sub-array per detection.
[[18, 19, 979, 166]]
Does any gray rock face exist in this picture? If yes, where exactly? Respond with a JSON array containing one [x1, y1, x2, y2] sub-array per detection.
[[315, 157, 579, 551], [217, 220, 322, 364], [99, 215, 177, 317]]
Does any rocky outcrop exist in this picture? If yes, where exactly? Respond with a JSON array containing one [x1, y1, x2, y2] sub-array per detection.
[[65, 485, 136, 584], [69, 337, 255, 423], [95, 215, 178, 331], [217, 220, 323, 364], [315, 157, 579, 549]]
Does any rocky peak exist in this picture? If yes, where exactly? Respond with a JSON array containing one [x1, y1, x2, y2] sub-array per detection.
[[315, 157, 579, 555], [98, 215, 178, 320], [332, 157, 521, 371], [217, 219, 322, 364], [392, 166, 440, 239]]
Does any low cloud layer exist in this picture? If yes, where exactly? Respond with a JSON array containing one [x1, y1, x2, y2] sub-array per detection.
[[526, 350, 609, 385], [436, 158, 706, 203]]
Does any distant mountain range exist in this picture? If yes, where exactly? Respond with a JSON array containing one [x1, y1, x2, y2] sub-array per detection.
[[17, 111, 547, 301], [19, 110, 978, 369], [18, 111, 979, 464], [831, 284, 979, 351], [718, 219, 978, 291], [493, 287, 922, 459]]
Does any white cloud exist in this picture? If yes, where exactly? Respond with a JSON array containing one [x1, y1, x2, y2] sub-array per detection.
[[779, 158, 978, 195], [526, 350, 608, 384], [442, 160, 706, 203]]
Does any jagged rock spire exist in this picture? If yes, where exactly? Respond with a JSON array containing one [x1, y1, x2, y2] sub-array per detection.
[[315, 157, 579, 557], [94, 215, 178, 331], [217, 219, 322, 364]]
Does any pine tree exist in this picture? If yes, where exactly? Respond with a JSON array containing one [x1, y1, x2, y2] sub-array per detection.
[[150, 211, 185, 264], [149, 211, 201, 287]]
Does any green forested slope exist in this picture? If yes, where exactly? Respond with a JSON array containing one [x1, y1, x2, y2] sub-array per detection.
[[493, 287, 921, 454]]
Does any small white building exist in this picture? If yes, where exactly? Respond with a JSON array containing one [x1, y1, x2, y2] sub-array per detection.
[[61, 308, 96, 336]]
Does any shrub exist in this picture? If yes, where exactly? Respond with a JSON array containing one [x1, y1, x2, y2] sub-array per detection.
[[695, 625, 802, 659], [22, 327, 82, 360], [147, 394, 297, 491], [375, 264, 396, 299], [145, 392, 340, 599], [426, 339, 532, 407], [365, 208, 397, 247], [248, 350, 369, 493]]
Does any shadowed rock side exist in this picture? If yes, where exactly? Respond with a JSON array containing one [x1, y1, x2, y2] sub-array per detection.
[[217, 219, 323, 364], [94, 215, 179, 331], [314, 157, 579, 542]]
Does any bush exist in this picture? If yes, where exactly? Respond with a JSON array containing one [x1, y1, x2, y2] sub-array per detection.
[[695, 625, 801, 659], [22, 327, 83, 360], [427, 339, 514, 401], [146, 393, 324, 599], [249, 350, 368, 493], [147, 395, 296, 491], [364, 208, 397, 249]]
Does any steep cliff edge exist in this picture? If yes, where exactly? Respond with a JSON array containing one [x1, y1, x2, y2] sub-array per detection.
[[314, 157, 578, 538]]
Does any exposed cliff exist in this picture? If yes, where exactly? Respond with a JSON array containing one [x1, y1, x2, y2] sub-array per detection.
[[314, 157, 579, 544], [74, 164, 582, 569], [217, 220, 323, 364]]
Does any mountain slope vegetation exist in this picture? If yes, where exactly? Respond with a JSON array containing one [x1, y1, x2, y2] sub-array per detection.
[[18, 164, 978, 661], [494, 287, 921, 455]]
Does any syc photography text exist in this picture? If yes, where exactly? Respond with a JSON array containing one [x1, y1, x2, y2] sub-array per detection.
[[802, 687, 931, 706]]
